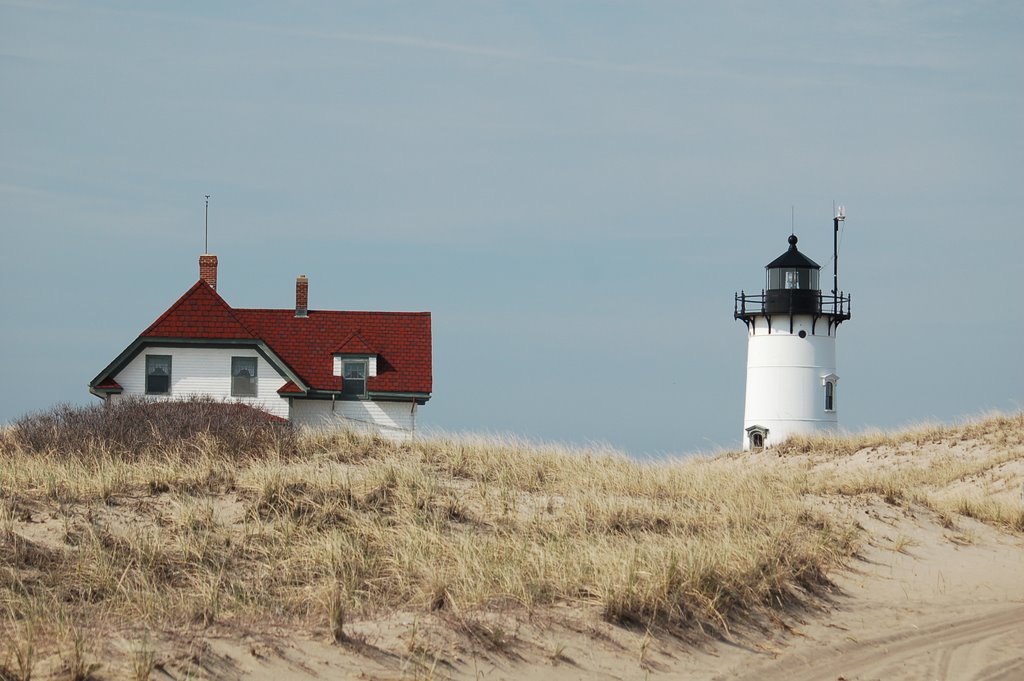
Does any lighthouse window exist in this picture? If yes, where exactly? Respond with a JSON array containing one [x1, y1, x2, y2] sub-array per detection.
[[769, 268, 817, 290], [824, 381, 835, 412]]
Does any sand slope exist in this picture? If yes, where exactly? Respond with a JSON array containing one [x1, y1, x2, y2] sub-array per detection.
[[729, 499, 1024, 681], [123, 496, 1023, 681], [126, 471, 1023, 680], [5, 420, 1023, 680]]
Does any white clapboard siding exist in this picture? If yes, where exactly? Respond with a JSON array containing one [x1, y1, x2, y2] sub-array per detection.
[[111, 346, 290, 418], [289, 398, 416, 440]]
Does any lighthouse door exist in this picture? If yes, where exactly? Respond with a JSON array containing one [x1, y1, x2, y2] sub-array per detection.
[[745, 425, 769, 451]]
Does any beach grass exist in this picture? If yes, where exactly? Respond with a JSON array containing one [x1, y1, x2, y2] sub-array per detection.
[[1, 400, 1021, 678]]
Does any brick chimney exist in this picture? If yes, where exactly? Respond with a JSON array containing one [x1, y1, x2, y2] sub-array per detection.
[[295, 275, 308, 317], [199, 254, 218, 291]]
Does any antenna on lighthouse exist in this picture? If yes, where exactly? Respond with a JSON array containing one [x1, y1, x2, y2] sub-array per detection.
[[833, 204, 845, 311], [204, 195, 211, 254]]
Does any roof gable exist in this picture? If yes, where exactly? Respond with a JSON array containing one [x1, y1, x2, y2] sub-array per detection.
[[333, 331, 378, 355], [142, 281, 258, 340]]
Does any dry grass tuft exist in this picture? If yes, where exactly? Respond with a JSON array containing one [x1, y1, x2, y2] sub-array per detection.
[[777, 411, 1024, 458], [764, 412, 1024, 531]]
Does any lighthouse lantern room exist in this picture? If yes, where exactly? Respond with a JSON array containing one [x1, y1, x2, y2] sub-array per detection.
[[734, 211, 851, 450]]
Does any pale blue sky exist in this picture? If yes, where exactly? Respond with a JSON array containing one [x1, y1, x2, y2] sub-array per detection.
[[2, 1, 1022, 455]]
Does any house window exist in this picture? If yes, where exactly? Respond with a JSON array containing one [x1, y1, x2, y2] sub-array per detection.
[[342, 360, 367, 397], [825, 381, 835, 412], [145, 355, 171, 395], [231, 357, 258, 397]]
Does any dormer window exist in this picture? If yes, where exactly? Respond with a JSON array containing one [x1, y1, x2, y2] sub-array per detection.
[[341, 360, 367, 397], [333, 352, 378, 398]]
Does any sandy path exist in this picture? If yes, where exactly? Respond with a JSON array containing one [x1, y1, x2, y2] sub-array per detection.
[[729, 500, 1024, 681], [740, 604, 1024, 681]]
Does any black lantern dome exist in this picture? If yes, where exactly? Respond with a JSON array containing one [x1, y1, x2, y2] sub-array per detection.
[[734, 232, 851, 329], [766, 235, 820, 286], [764, 235, 820, 314]]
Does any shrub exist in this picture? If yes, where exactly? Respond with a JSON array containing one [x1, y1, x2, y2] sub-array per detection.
[[5, 397, 297, 459]]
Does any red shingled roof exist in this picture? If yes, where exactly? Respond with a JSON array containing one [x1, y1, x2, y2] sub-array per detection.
[[143, 281, 257, 340], [94, 379, 122, 391], [237, 308, 431, 394], [277, 381, 304, 395], [137, 280, 431, 395]]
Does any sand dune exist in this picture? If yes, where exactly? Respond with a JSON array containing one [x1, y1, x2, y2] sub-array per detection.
[[126, 495, 1023, 681], [729, 499, 1024, 681], [2, 412, 1022, 680]]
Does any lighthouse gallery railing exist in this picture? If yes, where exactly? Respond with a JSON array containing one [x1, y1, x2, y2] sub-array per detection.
[[734, 291, 851, 321]]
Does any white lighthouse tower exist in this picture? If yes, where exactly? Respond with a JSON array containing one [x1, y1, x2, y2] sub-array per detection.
[[734, 211, 851, 450]]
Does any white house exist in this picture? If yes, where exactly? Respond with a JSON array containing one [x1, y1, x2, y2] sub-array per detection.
[[89, 254, 432, 438]]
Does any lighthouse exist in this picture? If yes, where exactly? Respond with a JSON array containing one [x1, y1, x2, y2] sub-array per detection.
[[734, 210, 851, 450]]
